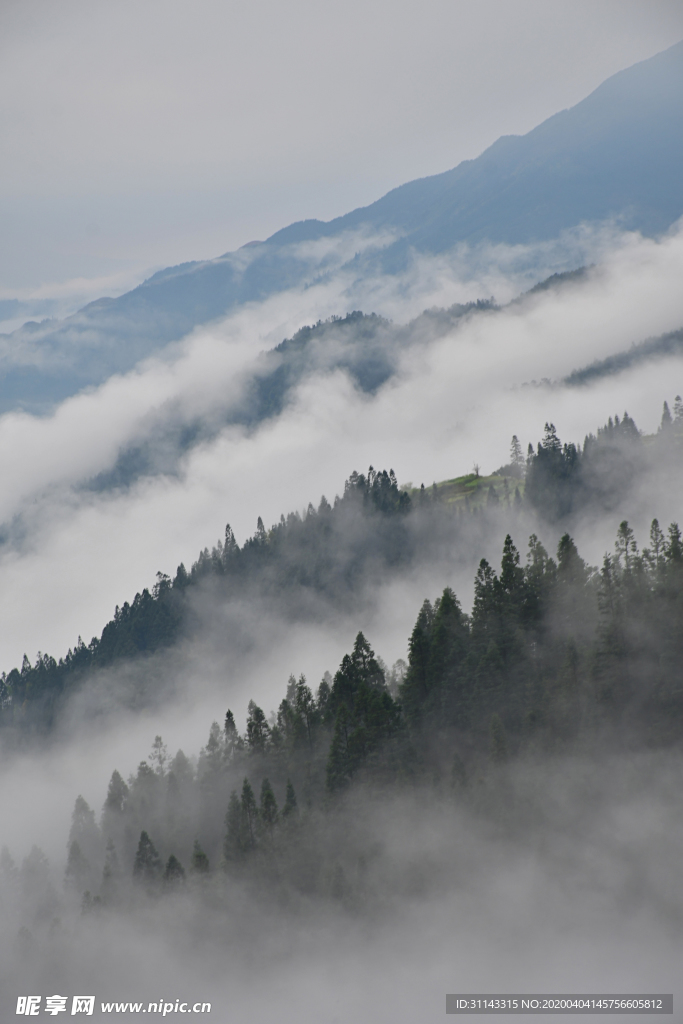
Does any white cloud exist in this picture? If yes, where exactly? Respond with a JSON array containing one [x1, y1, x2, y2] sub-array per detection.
[[0, 225, 682, 668]]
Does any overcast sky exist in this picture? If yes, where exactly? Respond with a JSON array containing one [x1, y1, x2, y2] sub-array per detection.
[[2, 0, 683, 296]]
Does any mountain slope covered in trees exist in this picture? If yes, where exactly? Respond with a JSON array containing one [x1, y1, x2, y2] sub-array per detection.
[[8, 507, 682, 916], [2, 401, 681, 739]]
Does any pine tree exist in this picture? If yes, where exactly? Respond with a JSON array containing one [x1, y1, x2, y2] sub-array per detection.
[[399, 599, 434, 725], [132, 831, 162, 886], [224, 710, 238, 758], [240, 779, 258, 850], [149, 736, 168, 776], [246, 702, 270, 752], [326, 708, 351, 792], [500, 535, 525, 601], [163, 855, 186, 887], [646, 518, 666, 572], [68, 796, 102, 868], [259, 779, 279, 848], [294, 676, 317, 749], [223, 523, 238, 562], [510, 435, 524, 476], [103, 770, 129, 815], [541, 423, 562, 453]]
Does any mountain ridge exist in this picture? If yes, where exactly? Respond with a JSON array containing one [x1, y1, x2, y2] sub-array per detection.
[[2, 40, 683, 414]]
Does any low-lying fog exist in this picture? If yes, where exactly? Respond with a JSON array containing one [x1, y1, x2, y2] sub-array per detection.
[[1, 221, 682, 1021], [2, 746, 682, 1022]]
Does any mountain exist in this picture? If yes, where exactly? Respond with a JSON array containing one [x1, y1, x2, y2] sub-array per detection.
[[4, 404, 681, 738], [273, 38, 683, 256], [564, 328, 683, 386], [2, 41, 683, 414]]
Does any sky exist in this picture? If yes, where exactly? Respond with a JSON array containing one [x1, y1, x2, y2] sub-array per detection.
[[1, 0, 683, 299]]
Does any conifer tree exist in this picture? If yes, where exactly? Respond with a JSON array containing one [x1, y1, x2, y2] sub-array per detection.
[[224, 710, 238, 758], [149, 736, 168, 776], [133, 831, 162, 886], [259, 779, 279, 847], [68, 795, 102, 869], [510, 435, 524, 475], [240, 779, 258, 850], [246, 702, 270, 752], [223, 524, 238, 562], [163, 855, 186, 887], [103, 770, 129, 816], [326, 708, 350, 792]]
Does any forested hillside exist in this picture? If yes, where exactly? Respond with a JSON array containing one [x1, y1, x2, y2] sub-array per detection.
[[7, 505, 682, 913], [86, 303, 494, 492], [1, 400, 681, 740]]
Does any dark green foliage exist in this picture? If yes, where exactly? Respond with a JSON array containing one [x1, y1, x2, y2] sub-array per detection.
[[1, 465, 413, 734], [524, 410, 681, 521], [260, 779, 278, 826], [163, 855, 185, 886], [247, 312, 395, 424], [400, 588, 468, 729], [132, 831, 162, 885], [240, 779, 258, 849], [62, 516, 683, 906], [246, 703, 270, 754], [325, 633, 403, 791], [3, 403, 681, 754], [564, 327, 683, 387]]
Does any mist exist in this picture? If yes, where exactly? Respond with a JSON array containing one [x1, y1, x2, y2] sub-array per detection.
[[2, 729, 683, 1020], [0, 224, 682, 665], [1, 209, 683, 1021]]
